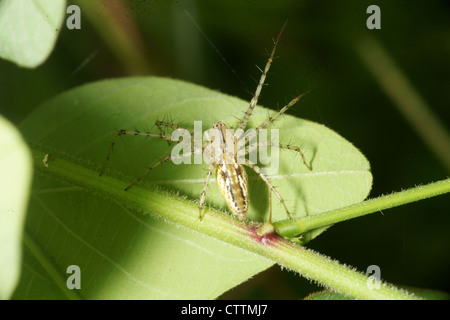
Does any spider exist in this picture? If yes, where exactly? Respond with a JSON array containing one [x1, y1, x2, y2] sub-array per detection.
[[99, 22, 312, 222]]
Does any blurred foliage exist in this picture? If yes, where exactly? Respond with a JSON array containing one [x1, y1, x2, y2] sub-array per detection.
[[1, 0, 448, 299]]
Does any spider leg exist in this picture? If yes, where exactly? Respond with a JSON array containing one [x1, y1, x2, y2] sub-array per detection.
[[124, 154, 172, 191], [238, 21, 287, 131], [155, 120, 190, 136], [254, 90, 311, 134], [156, 120, 179, 145], [100, 125, 195, 176], [99, 129, 173, 176], [198, 163, 216, 220], [243, 140, 312, 171], [122, 128, 203, 190], [268, 178, 273, 224], [243, 159, 293, 219]]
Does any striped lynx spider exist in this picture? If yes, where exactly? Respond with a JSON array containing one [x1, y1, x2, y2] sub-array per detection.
[[100, 22, 312, 222]]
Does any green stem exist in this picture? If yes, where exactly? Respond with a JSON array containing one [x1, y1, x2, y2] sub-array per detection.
[[274, 178, 450, 238], [31, 147, 420, 300]]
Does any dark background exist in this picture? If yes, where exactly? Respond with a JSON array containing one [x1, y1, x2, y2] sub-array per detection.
[[1, 0, 449, 299]]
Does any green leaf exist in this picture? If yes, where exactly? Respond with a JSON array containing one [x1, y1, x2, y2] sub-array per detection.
[[0, 0, 66, 68], [0, 115, 32, 299], [16, 77, 372, 299]]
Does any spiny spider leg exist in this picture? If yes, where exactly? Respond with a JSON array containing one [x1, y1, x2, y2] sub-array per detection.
[[156, 120, 199, 148], [240, 90, 313, 170], [99, 124, 194, 177], [243, 159, 293, 219], [243, 140, 311, 171], [238, 21, 287, 131], [268, 178, 273, 224], [198, 163, 215, 220], [155, 120, 190, 136], [99, 129, 170, 176], [254, 90, 311, 134], [124, 154, 173, 191], [124, 140, 209, 192]]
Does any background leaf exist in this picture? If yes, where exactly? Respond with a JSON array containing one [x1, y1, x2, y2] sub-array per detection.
[[0, 115, 32, 299], [0, 0, 66, 68], [15, 77, 371, 299]]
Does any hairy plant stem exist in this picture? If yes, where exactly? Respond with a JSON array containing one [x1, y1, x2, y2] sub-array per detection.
[[31, 147, 425, 300], [274, 178, 450, 238]]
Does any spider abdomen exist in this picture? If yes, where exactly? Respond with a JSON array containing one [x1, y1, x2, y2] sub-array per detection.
[[216, 153, 249, 221]]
